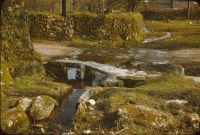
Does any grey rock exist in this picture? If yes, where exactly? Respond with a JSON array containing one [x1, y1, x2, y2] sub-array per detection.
[[30, 96, 57, 121], [82, 129, 92, 135], [86, 99, 96, 106], [166, 99, 188, 105], [17, 97, 33, 111]]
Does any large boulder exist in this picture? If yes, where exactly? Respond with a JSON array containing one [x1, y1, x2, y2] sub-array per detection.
[[30, 96, 57, 121], [1, 106, 30, 134]]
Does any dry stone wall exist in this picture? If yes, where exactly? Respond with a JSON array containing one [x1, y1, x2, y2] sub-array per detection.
[[29, 12, 143, 42], [29, 13, 74, 40]]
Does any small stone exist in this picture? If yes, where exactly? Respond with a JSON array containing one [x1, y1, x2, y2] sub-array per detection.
[[46, 25, 50, 29], [40, 128, 45, 134], [62, 131, 75, 135], [189, 113, 200, 129], [49, 33, 54, 38], [82, 129, 91, 135], [135, 71, 148, 76], [117, 108, 129, 117], [54, 86, 61, 91], [34, 124, 44, 128], [101, 130, 105, 134], [18, 97, 33, 111], [88, 106, 95, 111], [86, 99, 96, 106], [166, 99, 188, 105]]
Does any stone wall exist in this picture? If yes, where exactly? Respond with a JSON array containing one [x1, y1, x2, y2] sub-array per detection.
[[28, 12, 143, 42], [29, 13, 74, 40]]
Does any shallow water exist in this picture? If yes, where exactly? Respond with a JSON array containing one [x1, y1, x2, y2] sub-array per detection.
[[58, 89, 85, 125], [54, 67, 107, 89]]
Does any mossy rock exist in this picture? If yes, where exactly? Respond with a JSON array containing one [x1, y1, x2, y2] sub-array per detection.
[[119, 104, 173, 127], [0, 64, 14, 85], [30, 95, 58, 121], [1, 106, 30, 134]]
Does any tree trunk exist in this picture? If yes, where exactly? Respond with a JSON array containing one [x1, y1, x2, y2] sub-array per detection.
[[102, 0, 104, 14], [51, 0, 54, 13], [99, 0, 101, 13], [34, 0, 37, 11], [108, 0, 112, 13], [187, 0, 190, 20], [62, 0, 66, 17]]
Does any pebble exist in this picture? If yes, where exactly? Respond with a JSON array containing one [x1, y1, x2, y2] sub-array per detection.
[[86, 99, 96, 106], [82, 129, 91, 135], [166, 99, 188, 105]]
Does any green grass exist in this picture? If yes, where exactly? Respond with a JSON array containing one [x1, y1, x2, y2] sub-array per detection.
[[134, 75, 200, 106], [73, 75, 200, 134], [139, 20, 200, 49], [1, 74, 72, 113]]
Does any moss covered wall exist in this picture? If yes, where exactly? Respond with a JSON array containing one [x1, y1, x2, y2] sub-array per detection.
[[29, 12, 74, 40], [28, 12, 143, 42], [1, 1, 44, 77]]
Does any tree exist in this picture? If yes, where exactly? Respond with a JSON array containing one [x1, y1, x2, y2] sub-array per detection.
[[72, 0, 78, 13], [108, 0, 113, 12], [127, 0, 140, 12], [62, 0, 66, 17], [51, 0, 57, 13], [34, 0, 37, 11]]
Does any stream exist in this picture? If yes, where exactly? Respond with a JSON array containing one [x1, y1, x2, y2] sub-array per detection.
[[33, 34, 200, 134]]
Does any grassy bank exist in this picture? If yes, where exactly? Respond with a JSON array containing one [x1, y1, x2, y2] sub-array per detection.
[[73, 75, 200, 134], [1, 75, 72, 113], [141, 20, 200, 49]]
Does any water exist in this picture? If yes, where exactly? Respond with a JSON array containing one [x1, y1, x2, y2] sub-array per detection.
[[54, 67, 107, 89], [67, 68, 77, 80], [58, 89, 85, 126], [143, 32, 172, 43]]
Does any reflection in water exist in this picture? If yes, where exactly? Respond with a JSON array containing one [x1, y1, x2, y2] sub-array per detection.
[[67, 68, 77, 80], [55, 68, 107, 89]]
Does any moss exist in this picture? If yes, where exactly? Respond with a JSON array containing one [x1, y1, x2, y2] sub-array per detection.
[[29, 12, 143, 43], [0, 64, 14, 85], [1, 75, 72, 102], [134, 75, 200, 106], [1, 5, 44, 77], [72, 12, 143, 42], [1, 106, 30, 134], [30, 95, 58, 121], [72, 74, 200, 134]]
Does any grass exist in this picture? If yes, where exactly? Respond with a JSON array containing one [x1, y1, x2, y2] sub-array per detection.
[[139, 20, 200, 49], [73, 75, 200, 134], [1, 74, 72, 113], [134, 74, 200, 106]]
